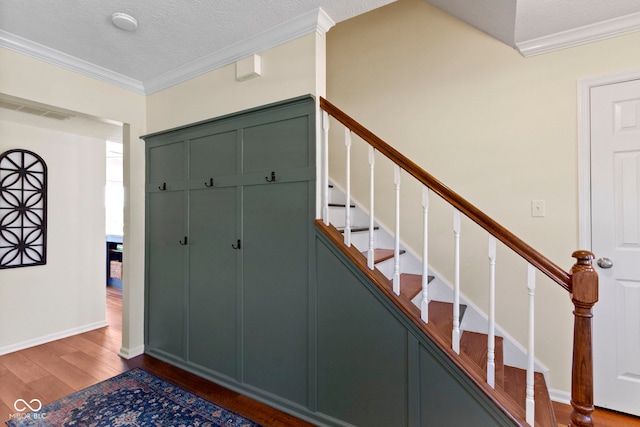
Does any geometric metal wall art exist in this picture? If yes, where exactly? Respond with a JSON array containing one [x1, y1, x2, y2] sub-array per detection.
[[0, 149, 48, 269]]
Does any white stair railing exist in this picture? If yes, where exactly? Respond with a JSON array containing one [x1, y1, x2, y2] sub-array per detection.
[[367, 146, 375, 270], [344, 128, 352, 247], [421, 187, 430, 323], [526, 264, 536, 425], [392, 165, 401, 295], [322, 111, 330, 226], [452, 209, 461, 354], [488, 236, 497, 388]]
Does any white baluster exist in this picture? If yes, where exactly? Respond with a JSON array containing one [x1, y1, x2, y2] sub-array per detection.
[[344, 128, 352, 247], [421, 187, 430, 323], [526, 264, 536, 425], [487, 236, 497, 388], [452, 209, 461, 354], [367, 146, 375, 270], [322, 111, 330, 225], [392, 165, 401, 295]]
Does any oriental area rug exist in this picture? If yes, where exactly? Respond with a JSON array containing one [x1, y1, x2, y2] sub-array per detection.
[[6, 368, 263, 427]]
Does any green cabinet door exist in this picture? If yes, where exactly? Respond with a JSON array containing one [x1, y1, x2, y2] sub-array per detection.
[[188, 185, 239, 378], [147, 189, 186, 359], [242, 180, 311, 406]]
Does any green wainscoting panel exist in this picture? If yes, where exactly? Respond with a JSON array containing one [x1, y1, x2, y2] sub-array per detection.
[[418, 342, 514, 426], [316, 238, 409, 427]]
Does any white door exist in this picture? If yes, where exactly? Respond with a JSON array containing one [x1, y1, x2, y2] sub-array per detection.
[[591, 79, 640, 416]]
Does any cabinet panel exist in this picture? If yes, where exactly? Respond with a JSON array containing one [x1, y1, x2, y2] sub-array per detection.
[[243, 116, 310, 173], [189, 131, 238, 180], [147, 190, 186, 358], [242, 181, 310, 405], [148, 140, 186, 184], [188, 186, 238, 377]]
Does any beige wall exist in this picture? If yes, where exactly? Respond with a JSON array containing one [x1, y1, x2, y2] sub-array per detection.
[[0, 47, 147, 357], [0, 120, 106, 352], [326, 0, 640, 393], [146, 33, 324, 133]]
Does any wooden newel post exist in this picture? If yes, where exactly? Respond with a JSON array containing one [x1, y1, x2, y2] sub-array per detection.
[[569, 250, 598, 427]]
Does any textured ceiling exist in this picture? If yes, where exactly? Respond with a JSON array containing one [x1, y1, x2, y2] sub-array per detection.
[[1, 0, 639, 93], [0, 0, 394, 84]]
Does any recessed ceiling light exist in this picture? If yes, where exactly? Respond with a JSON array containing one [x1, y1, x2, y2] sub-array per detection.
[[111, 12, 138, 32]]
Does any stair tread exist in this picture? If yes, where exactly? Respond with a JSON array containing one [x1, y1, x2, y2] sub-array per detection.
[[503, 366, 558, 427], [426, 301, 467, 345], [460, 330, 505, 389], [399, 273, 434, 301], [360, 248, 407, 264], [328, 203, 356, 208], [337, 225, 379, 233]]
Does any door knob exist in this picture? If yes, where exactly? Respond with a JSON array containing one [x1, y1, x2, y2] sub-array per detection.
[[597, 257, 613, 269]]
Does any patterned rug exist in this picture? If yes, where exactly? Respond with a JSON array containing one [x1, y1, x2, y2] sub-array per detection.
[[6, 368, 263, 427]]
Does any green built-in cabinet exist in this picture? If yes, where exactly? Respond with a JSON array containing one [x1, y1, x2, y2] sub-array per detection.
[[143, 96, 316, 406], [143, 96, 515, 427]]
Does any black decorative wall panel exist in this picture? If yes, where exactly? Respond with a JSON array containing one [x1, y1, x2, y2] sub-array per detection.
[[0, 149, 47, 269]]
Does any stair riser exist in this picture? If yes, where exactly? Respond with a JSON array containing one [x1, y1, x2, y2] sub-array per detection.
[[327, 206, 370, 229]]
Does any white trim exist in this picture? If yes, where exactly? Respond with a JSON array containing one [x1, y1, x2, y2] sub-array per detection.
[[577, 68, 640, 250], [119, 344, 145, 359], [0, 30, 145, 94], [143, 7, 335, 94], [0, 8, 335, 96], [517, 12, 640, 57], [0, 320, 108, 356], [549, 388, 571, 405]]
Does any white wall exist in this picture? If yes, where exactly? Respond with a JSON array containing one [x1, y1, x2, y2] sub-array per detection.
[[326, 0, 640, 393], [0, 119, 106, 352], [0, 46, 147, 357]]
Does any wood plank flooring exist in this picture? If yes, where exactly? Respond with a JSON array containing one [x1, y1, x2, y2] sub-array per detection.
[[0, 286, 314, 427], [2, 286, 640, 426]]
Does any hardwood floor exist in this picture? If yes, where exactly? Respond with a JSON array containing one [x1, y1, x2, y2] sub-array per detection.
[[2, 287, 639, 427], [553, 401, 640, 427], [0, 286, 314, 427]]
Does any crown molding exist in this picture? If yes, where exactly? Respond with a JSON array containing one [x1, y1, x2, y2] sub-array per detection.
[[0, 30, 145, 94], [517, 11, 640, 57], [0, 7, 335, 96], [143, 7, 336, 94]]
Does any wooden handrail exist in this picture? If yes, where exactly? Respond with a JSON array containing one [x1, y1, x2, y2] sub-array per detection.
[[320, 97, 571, 292]]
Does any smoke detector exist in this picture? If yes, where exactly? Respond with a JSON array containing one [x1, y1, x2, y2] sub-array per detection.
[[112, 13, 138, 32]]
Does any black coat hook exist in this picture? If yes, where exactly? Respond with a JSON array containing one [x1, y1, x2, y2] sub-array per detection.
[[232, 239, 241, 249], [159, 182, 167, 190], [179, 236, 188, 245], [265, 171, 276, 182], [205, 178, 214, 187]]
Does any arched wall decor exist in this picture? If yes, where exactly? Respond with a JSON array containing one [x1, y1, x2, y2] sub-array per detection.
[[0, 149, 48, 269]]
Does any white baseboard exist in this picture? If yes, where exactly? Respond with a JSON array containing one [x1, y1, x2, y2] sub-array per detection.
[[0, 320, 108, 356], [119, 345, 145, 359], [549, 388, 571, 405]]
